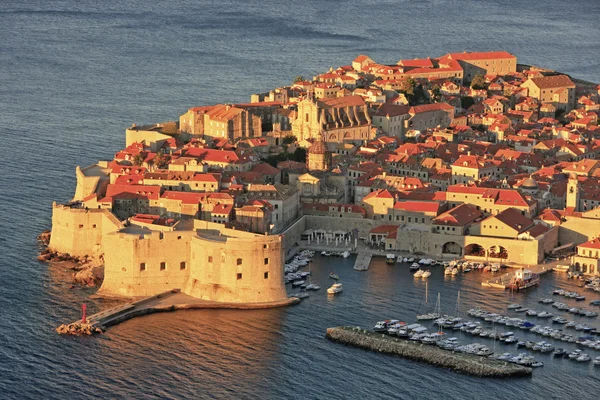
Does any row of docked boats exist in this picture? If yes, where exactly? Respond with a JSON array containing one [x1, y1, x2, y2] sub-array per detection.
[[583, 277, 600, 292], [286, 251, 319, 300], [546, 301, 599, 317], [372, 320, 545, 366], [552, 289, 587, 300], [469, 306, 600, 343]]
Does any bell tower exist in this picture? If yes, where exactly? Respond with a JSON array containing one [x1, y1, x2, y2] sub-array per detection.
[[566, 173, 580, 211]]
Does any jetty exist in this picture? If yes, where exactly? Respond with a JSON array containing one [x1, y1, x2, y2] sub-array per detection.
[[57, 289, 300, 335], [353, 253, 372, 271], [326, 326, 532, 377]]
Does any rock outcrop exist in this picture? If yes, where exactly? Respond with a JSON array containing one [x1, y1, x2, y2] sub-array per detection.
[[326, 326, 532, 377], [56, 323, 103, 336], [38, 230, 105, 287]]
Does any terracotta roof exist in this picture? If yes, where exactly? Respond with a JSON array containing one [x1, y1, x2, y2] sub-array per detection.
[[442, 51, 516, 61], [318, 95, 365, 109], [105, 184, 161, 201], [432, 204, 482, 226], [393, 201, 441, 214], [529, 75, 575, 89], [369, 225, 399, 234], [374, 103, 410, 117], [578, 238, 600, 250], [489, 208, 534, 233], [409, 103, 453, 114], [212, 204, 233, 215], [251, 163, 281, 176]]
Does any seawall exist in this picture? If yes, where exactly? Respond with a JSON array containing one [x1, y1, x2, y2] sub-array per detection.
[[326, 327, 532, 378]]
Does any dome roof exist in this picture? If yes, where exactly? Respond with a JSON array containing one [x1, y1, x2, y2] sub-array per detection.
[[309, 140, 327, 155], [521, 176, 538, 190]]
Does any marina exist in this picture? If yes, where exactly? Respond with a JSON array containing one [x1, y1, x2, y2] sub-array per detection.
[[291, 253, 600, 379]]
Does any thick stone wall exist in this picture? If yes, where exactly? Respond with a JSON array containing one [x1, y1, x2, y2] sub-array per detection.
[[558, 216, 600, 246], [185, 231, 286, 303], [98, 230, 192, 297], [49, 203, 123, 261]]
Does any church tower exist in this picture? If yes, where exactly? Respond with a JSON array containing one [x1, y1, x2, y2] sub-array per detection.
[[566, 173, 580, 211], [306, 133, 331, 172]]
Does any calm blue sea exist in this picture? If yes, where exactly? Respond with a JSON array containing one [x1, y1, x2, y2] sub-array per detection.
[[1, 1, 599, 398]]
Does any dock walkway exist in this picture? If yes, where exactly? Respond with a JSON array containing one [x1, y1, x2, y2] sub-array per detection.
[[58, 290, 299, 334], [353, 253, 372, 271]]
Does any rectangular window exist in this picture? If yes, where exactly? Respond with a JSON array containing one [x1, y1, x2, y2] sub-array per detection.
[[140, 263, 146, 271], [180, 261, 186, 270], [78, 224, 84, 229], [264, 258, 269, 265], [92, 224, 97, 229], [208, 256, 213, 263], [237, 258, 243, 265], [264, 272, 269, 279], [160, 262, 166, 271], [237, 273, 242, 280]]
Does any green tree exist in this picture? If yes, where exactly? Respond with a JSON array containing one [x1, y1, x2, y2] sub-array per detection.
[[460, 96, 475, 109], [291, 147, 306, 163], [282, 135, 297, 145], [431, 85, 441, 103], [154, 150, 168, 169], [294, 75, 305, 83], [398, 77, 417, 96], [470, 74, 487, 90], [133, 153, 145, 166]]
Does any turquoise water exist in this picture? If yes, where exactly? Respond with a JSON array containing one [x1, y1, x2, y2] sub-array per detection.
[[1, 1, 599, 398]]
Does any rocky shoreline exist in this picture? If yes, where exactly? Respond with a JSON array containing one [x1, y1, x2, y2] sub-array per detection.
[[56, 323, 104, 336], [326, 326, 532, 378], [37, 231, 104, 287]]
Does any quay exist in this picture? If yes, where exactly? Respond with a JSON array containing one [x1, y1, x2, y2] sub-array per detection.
[[481, 262, 558, 289], [326, 326, 532, 377], [353, 253, 372, 271], [57, 289, 300, 335]]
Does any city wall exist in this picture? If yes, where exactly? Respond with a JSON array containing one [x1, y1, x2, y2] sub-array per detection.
[[185, 225, 287, 303], [49, 203, 123, 261]]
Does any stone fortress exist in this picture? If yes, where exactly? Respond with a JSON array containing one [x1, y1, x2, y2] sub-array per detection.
[[50, 182, 289, 305]]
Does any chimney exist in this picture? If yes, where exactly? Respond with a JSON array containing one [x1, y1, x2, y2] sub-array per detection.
[[467, 151, 471, 156]]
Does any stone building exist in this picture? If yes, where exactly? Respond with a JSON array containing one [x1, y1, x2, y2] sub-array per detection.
[[520, 75, 576, 112], [291, 95, 373, 145], [437, 51, 517, 82]]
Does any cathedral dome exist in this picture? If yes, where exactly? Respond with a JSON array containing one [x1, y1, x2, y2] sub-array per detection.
[[309, 140, 327, 155], [521, 176, 538, 190]]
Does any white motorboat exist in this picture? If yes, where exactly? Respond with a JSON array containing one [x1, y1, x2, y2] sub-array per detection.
[[525, 310, 538, 316], [305, 283, 320, 291], [507, 303, 521, 309], [410, 263, 420, 270], [327, 283, 343, 295], [593, 356, 600, 365], [451, 268, 459, 276], [342, 251, 351, 258], [408, 258, 415, 262], [414, 269, 424, 278], [444, 267, 453, 276], [421, 270, 431, 278], [576, 353, 591, 362], [537, 311, 553, 318]]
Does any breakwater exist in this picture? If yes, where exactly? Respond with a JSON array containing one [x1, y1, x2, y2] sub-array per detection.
[[326, 327, 532, 377]]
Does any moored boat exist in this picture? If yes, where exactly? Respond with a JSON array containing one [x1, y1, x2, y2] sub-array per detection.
[[327, 283, 343, 295], [386, 254, 396, 265], [507, 268, 540, 291]]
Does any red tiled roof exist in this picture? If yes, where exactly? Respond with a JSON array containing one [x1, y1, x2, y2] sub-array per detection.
[[432, 204, 482, 226], [393, 201, 441, 213], [369, 225, 398, 234], [105, 184, 161, 201], [578, 238, 600, 250]]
